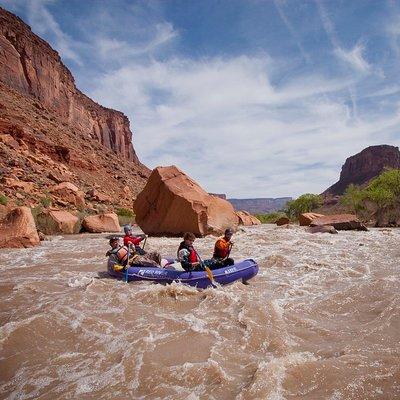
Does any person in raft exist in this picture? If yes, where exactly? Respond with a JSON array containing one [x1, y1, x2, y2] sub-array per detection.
[[106, 237, 129, 272], [123, 225, 147, 255], [177, 232, 215, 271], [212, 228, 235, 267], [107, 237, 161, 271]]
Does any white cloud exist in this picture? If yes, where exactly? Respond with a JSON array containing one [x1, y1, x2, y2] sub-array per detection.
[[2, 0, 399, 198], [89, 53, 400, 197], [95, 22, 177, 63], [334, 43, 371, 73], [274, 0, 311, 63], [25, 0, 82, 64]]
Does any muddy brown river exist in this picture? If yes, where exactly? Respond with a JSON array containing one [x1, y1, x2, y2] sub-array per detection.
[[0, 225, 399, 399]]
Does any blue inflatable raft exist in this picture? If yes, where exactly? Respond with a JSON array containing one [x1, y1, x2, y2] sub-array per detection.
[[108, 259, 258, 289]]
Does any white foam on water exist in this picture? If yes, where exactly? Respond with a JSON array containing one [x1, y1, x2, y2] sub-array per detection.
[[1, 226, 400, 398], [0, 315, 41, 348], [237, 352, 318, 400]]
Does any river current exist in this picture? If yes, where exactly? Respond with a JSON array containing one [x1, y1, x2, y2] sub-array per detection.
[[0, 224, 399, 399]]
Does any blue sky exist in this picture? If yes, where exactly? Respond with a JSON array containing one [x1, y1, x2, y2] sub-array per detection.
[[2, 0, 400, 198]]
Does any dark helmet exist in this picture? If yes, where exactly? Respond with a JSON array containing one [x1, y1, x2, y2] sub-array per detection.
[[224, 228, 234, 236], [123, 225, 132, 234], [109, 236, 119, 245]]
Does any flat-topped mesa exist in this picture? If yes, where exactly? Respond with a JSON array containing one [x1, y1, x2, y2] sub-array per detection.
[[324, 145, 400, 196], [0, 6, 138, 162]]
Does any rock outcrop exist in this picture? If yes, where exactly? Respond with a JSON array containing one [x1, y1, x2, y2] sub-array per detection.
[[82, 213, 120, 233], [310, 214, 368, 231], [276, 216, 290, 226], [0, 7, 150, 211], [0, 206, 39, 248], [324, 145, 400, 195], [298, 212, 325, 226], [0, 7, 138, 162], [134, 166, 239, 236], [236, 211, 261, 226], [36, 210, 79, 234], [51, 182, 85, 208]]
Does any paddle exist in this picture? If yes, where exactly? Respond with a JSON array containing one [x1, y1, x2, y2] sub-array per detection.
[[193, 247, 215, 284], [124, 243, 131, 283], [141, 234, 147, 251], [226, 242, 233, 259]]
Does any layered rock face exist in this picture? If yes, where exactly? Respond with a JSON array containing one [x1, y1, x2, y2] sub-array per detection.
[[0, 7, 150, 212], [134, 166, 239, 236], [324, 145, 400, 195], [0, 7, 138, 162]]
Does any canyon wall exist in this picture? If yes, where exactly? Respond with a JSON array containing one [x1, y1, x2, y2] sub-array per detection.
[[0, 7, 138, 162]]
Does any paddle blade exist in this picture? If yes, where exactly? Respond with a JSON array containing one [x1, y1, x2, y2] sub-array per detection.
[[205, 266, 214, 282]]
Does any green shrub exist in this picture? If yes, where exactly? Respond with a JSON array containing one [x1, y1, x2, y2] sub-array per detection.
[[364, 169, 400, 207], [40, 196, 52, 208], [284, 193, 322, 219], [340, 169, 400, 224], [116, 207, 135, 226], [0, 194, 8, 206], [255, 212, 287, 224], [340, 184, 365, 213], [116, 207, 135, 218]]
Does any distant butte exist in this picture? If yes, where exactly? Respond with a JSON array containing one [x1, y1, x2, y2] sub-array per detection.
[[324, 145, 400, 196]]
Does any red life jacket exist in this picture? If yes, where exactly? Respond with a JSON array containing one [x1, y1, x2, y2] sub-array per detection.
[[188, 247, 198, 263]]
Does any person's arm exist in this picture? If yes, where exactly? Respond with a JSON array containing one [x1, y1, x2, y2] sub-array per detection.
[[124, 235, 144, 246]]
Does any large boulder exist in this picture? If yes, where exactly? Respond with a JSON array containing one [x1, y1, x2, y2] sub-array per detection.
[[0, 207, 40, 248], [310, 214, 368, 231], [82, 213, 120, 233], [51, 182, 85, 208], [86, 188, 112, 203], [36, 210, 80, 234], [133, 166, 239, 236], [236, 211, 261, 226], [276, 216, 290, 226], [298, 212, 325, 226]]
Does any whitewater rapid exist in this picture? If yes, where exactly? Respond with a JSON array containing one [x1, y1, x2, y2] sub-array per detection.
[[0, 225, 399, 399]]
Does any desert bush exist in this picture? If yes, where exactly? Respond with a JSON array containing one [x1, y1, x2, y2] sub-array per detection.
[[284, 193, 322, 219], [116, 207, 135, 226], [341, 169, 400, 225], [116, 207, 135, 217], [40, 196, 52, 208], [255, 212, 287, 224], [364, 169, 400, 207], [340, 184, 365, 213], [0, 194, 8, 206]]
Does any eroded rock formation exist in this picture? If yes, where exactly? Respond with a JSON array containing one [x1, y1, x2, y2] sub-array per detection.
[[0, 7, 150, 211], [298, 212, 325, 226], [82, 213, 120, 233], [134, 166, 239, 236], [324, 145, 400, 195], [0, 7, 137, 161], [0, 206, 39, 248], [236, 211, 261, 226], [310, 214, 368, 231]]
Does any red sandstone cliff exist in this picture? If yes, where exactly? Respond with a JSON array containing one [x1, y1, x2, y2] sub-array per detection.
[[0, 7, 138, 162], [0, 7, 150, 213], [324, 145, 400, 196]]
